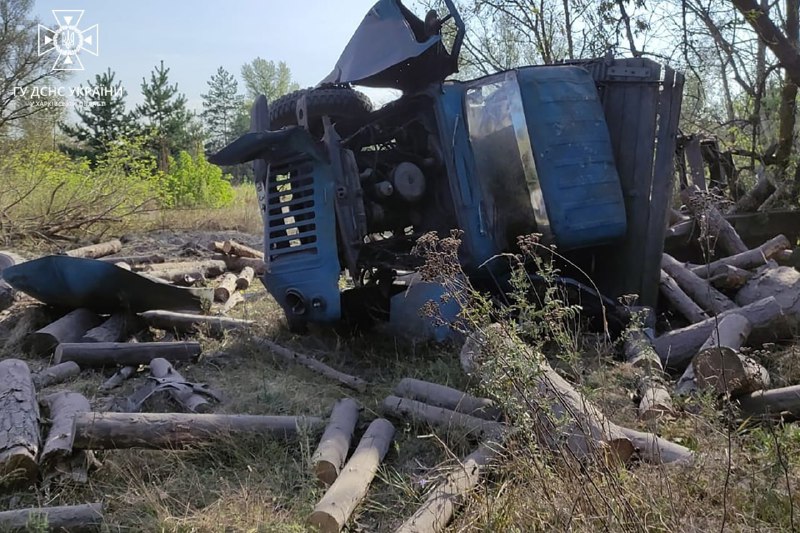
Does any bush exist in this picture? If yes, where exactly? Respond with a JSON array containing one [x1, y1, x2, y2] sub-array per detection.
[[157, 151, 235, 208]]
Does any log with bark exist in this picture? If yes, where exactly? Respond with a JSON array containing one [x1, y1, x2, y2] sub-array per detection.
[[73, 412, 323, 450], [65, 239, 122, 259], [81, 313, 138, 343], [624, 330, 673, 420], [308, 418, 395, 533], [0, 359, 39, 482], [208, 241, 226, 254], [706, 265, 752, 291], [98, 253, 165, 266], [0, 503, 104, 532], [214, 273, 239, 303], [395, 441, 500, 533], [735, 265, 800, 329], [99, 365, 136, 391], [661, 254, 737, 314], [144, 259, 227, 278], [32, 361, 81, 389], [653, 296, 784, 372], [0, 251, 25, 311], [24, 308, 102, 356], [681, 185, 748, 255], [312, 398, 360, 485], [737, 385, 800, 419], [393, 378, 502, 421], [382, 396, 504, 440], [149, 358, 218, 413], [730, 169, 776, 214], [54, 341, 202, 367], [617, 427, 694, 464], [236, 266, 255, 290], [139, 310, 254, 337], [659, 269, 709, 323], [222, 240, 264, 259], [220, 292, 244, 314], [689, 234, 791, 277], [257, 337, 368, 392], [40, 391, 92, 482], [212, 254, 267, 275]]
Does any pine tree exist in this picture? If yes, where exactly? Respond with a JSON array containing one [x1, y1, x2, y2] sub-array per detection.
[[240, 58, 299, 101], [136, 60, 189, 172], [201, 66, 245, 153], [61, 68, 133, 163]]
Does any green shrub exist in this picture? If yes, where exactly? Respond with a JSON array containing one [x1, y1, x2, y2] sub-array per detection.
[[157, 151, 235, 208]]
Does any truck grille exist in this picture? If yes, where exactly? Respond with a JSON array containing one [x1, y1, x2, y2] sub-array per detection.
[[266, 160, 318, 262]]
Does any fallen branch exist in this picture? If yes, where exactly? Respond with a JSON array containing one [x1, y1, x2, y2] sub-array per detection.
[[0, 503, 103, 532], [312, 398, 360, 485], [54, 341, 202, 367]]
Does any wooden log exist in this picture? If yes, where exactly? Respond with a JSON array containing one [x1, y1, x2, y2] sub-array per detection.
[[659, 269, 709, 323], [735, 265, 800, 327], [395, 442, 499, 533], [54, 341, 201, 367], [24, 308, 102, 356], [257, 337, 368, 392], [73, 412, 323, 450], [212, 254, 267, 275], [312, 398, 360, 486], [730, 170, 775, 214], [65, 239, 122, 259], [214, 273, 239, 303], [236, 266, 256, 290], [140, 310, 253, 336], [40, 391, 90, 479], [208, 241, 226, 253], [99, 365, 136, 391], [144, 259, 227, 277], [149, 358, 212, 413], [81, 313, 137, 343], [393, 378, 502, 421], [382, 395, 503, 439], [681, 185, 748, 255], [308, 418, 395, 533], [0, 359, 39, 481], [220, 292, 244, 314], [623, 330, 673, 420], [661, 253, 737, 314], [98, 253, 165, 266], [32, 361, 81, 389], [617, 427, 694, 464], [0, 251, 25, 311], [675, 364, 697, 396], [706, 265, 752, 290], [222, 240, 264, 259], [0, 503, 103, 532], [638, 376, 673, 420], [689, 235, 791, 277], [653, 296, 783, 372], [737, 385, 800, 419]]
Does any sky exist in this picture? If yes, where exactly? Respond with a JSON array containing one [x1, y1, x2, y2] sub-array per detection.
[[30, 0, 392, 112]]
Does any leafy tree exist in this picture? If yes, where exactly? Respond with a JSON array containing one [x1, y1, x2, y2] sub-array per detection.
[[201, 66, 245, 153], [61, 69, 135, 163], [135, 60, 190, 171], [240, 58, 299, 101]]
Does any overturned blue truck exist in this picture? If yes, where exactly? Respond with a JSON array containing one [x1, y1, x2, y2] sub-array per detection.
[[211, 0, 684, 338]]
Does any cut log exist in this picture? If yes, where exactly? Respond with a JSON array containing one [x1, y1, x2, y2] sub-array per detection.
[[730, 170, 775, 214], [40, 391, 91, 481], [236, 266, 256, 290], [98, 253, 165, 266], [220, 292, 244, 314], [99, 365, 136, 391], [149, 358, 214, 413], [214, 273, 239, 303], [222, 240, 264, 259], [212, 254, 267, 275], [638, 376, 673, 421], [395, 441, 500, 533], [617, 427, 694, 465], [32, 361, 81, 389], [312, 398, 361, 486], [73, 412, 323, 450], [24, 308, 102, 356], [81, 313, 137, 343], [462, 327, 634, 463], [65, 239, 122, 259], [0, 251, 25, 311], [737, 385, 800, 419], [0, 359, 39, 482], [382, 395, 504, 440], [257, 338, 368, 392], [393, 378, 502, 421], [308, 418, 395, 533], [208, 241, 226, 253], [690, 234, 791, 277], [681, 185, 748, 255], [661, 254, 737, 314], [140, 310, 254, 337], [692, 313, 767, 396], [0, 503, 103, 532], [706, 265, 752, 290], [675, 365, 697, 396], [659, 269, 709, 323], [144, 259, 227, 277], [653, 296, 784, 372], [735, 265, 800, 331], [54, 341, 201, 367], [624, 330, 673, 420]]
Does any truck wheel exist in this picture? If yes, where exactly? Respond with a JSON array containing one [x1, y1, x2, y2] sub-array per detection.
[[269, 86, 373, 131]]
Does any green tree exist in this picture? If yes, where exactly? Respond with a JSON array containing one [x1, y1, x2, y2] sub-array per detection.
[[61, 69, 134, 163], [135, 60, 190, 172], [240, 58, 299, 101], [201, 66, 245, 153]]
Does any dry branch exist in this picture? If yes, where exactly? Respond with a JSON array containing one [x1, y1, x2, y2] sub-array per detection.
[[32, 361, 81, 389], [0, 503, 103, 532], [308, 418, 395, 533], [24, 308, 102, 356], [54, 341, 201, 367], [140, 310, 254, 336], [393, 378, 502, 421], [65, 239, 122, 259], [0, 359, 39, 482], [312, 398, 360, 485]]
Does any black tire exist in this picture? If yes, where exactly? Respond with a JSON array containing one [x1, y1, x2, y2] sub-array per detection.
[[269, 86, 373, 131]]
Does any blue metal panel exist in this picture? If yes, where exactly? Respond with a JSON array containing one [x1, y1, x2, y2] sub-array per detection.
[[516, 66, 626, 250], [261, 156, 341, 323]]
